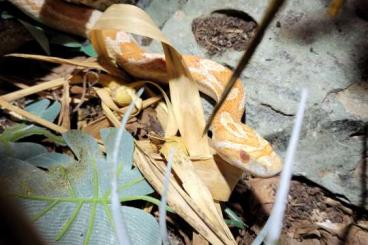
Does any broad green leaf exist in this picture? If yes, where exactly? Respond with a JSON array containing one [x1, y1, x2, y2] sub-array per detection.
[[18, 20, 50, 55], [0, 99, 64, 145], [25, 99, 61, 122], [0, 129, 160, 245], [100, 128, 134, 170], [0, 141, 74, 168]]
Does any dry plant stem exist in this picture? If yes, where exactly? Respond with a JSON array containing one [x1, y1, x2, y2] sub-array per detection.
[[203, 0, 285, 134], [101, 102, 120, 127], [0, 97, 67, 133], [6, 53, 106, 71], [1, 78, 66, 102]]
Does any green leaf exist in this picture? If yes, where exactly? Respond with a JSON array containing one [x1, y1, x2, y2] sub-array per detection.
[[0, 129, 160, 244], [80, 43, 97, 57], [0, 141, 74, 168], [25, 99, 60, 121], [0, 99, 64, 145], [18, 20, 50, 55], [0, 123, 65, 145], [224, 208, 247, 229]]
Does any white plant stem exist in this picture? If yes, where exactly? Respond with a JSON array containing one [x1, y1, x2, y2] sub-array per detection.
[[159, 148, 175, 245], [252, 89, 308, 245], [111, 88, 144, 245], [265, 88, 308, 244]]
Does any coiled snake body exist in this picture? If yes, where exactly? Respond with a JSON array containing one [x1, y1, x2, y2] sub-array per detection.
[[9, 0, 283, 177]]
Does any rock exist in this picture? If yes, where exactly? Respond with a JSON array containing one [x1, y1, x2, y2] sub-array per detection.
[[334, 82, 368, 121], [144, 0, 187, 29]]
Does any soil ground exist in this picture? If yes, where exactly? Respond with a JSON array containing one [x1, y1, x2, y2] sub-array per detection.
[[192, 12, 257, 55]]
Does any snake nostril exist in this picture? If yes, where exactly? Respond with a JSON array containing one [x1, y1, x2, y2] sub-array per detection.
[[240, 150, 250, 163], [207, 129, 213, 138]]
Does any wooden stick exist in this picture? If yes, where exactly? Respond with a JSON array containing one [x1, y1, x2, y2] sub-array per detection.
[[1, 78, 66, 102]]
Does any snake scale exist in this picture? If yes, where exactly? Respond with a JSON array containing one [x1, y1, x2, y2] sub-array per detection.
[[9, 0, 283, 177]]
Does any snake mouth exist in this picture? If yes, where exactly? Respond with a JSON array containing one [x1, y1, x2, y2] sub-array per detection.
[[216, 149, 283, 177], [244, 154, 283, 178], [244, 161, 277, 177]]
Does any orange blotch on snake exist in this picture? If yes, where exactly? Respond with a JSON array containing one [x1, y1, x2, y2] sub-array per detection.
[[240, 150, 250, 163], [120, 43, 145, 60]]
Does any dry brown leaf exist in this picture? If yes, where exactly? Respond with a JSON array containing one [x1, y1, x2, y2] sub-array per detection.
[[134, 141, 235, 245], [160, 142, 234, 242], [193, 233, 209, 245]]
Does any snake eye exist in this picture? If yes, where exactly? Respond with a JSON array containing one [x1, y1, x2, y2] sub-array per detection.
[[239, 150, 250, 163]]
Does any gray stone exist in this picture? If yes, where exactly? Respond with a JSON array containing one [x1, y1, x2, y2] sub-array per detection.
[[145, 0, 368, 208], [144, 0, 188, 29]]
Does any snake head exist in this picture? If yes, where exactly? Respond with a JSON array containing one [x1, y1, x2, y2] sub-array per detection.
[[213, 141, 283, 178]]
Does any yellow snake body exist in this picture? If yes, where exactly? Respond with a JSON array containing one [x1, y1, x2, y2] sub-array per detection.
[[9, 0, 283, 177]]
